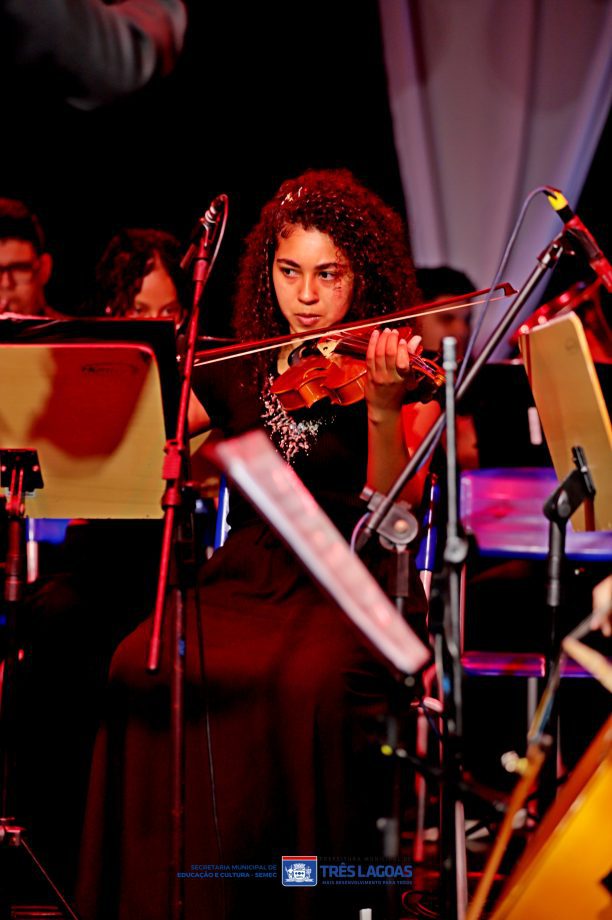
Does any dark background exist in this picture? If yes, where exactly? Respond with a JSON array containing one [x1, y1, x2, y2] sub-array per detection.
[[5, 0, 607, 335], [5, 1, 406, 336]]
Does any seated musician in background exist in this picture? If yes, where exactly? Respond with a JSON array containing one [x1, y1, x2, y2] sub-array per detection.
[[93, 223, 221, 507], [0, 197, 60, 318], [415, 265, 474, 362], [413, 265, 479, 469], [92, 226, 187, 326], [77, 168, 439, 920]]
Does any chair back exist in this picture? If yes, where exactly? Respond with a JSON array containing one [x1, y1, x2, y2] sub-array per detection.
[[416, 473, 440, 600], [214, 471, 443, 593], [213, 475, 231, 549]]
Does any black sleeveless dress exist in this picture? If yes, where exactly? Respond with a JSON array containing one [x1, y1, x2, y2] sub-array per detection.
[[76, 361, 427, 920]]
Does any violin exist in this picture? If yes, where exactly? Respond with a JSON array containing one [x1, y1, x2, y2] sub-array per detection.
[[270, 325, 444, 411]]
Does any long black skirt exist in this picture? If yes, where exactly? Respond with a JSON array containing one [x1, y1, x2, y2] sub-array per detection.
[[76, 522, 425, 919]]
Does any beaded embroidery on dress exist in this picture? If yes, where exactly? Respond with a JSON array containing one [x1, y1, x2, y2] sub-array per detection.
[[260, 376, 331, 463]]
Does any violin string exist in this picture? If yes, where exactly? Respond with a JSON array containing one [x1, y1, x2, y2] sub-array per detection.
[[194, 292, 511, 367], [331, 332, 431, 361], [313, 330, 442, 383]]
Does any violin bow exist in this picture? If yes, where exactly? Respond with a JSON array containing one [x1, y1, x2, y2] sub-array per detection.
[[194, 283, 516, 367]]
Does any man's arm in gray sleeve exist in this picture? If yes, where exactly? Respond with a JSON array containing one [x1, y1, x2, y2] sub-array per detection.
[[2, 0, 188, 108]]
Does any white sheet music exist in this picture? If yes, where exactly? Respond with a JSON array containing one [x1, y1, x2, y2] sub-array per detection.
[[207, 430, 430, 675]]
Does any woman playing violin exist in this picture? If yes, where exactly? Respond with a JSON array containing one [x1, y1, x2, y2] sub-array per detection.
[[190, 168, 440, 506], [77, 169, 438, 920]]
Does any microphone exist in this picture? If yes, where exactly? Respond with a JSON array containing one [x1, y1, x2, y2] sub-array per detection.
[[201, 194, 226, 231], [180, 194, 227, 271], [544, 187, 612, 292]]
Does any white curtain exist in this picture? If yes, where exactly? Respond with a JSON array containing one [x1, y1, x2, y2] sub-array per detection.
[[379, 0, 611, 356]]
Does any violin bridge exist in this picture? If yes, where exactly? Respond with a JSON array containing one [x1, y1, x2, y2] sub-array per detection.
[[316, 337, 337, 359]]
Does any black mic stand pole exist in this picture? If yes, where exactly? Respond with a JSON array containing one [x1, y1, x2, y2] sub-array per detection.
[[356, 488, 420, 919], [0, 450, 82, 919], [538, 444, 596, 814], [146, 200, 224, 920], [438, 336, 469, 920]]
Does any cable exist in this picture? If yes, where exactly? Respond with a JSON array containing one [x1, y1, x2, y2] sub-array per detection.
[[402, 184, 568, 482], [456, 184, 556, 390], [350, 511, 372, 553]]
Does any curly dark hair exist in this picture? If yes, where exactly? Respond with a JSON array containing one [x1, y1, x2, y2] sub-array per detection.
[[94, 227, 185, 317], [233, 169, 418, 343]]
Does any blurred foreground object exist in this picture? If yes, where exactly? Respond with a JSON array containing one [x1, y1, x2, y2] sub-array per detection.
[[1, 0, 187, 108]]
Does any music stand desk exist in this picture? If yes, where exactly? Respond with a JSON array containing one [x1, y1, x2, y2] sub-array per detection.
[[460, 468, 612, 561], [0, 319, 179, 519], [519, 311, 612, 531]]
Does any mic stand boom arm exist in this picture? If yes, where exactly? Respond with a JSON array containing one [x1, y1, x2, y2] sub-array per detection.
[[355, 232, 567, 552]]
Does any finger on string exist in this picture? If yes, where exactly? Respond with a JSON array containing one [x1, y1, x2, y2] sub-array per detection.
[[384, 327, 400, 358], [367, 328, 380, 363], [397, 337, 411, 374], [373, 327, 393, 376], [367, 328, 382, 376], [407, 334, 422, 355]]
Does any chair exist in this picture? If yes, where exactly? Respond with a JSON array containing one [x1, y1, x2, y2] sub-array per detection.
[[213, 474, 231, 549], [460, 467, 612, 667], [411, 465, 612, 859], [458, 467, 612, 779]]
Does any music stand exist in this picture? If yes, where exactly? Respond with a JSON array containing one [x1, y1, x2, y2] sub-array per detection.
[[518, 311, 612, 807], [520, 311, 611, 531], [0, 319, 177, 916], [0, 318, 178, 519]]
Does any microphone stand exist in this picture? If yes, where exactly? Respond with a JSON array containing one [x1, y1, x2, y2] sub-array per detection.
[[357, 489, 420, 918], [0, 450, 82, 919], [538, 444, 596, 814], [146, 196, 227, 920], [354, 231, 568, 920], [438, 336, 469, 920]]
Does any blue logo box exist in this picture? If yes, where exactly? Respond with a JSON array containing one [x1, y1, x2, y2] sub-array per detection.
[[282, 856, 317, 887]]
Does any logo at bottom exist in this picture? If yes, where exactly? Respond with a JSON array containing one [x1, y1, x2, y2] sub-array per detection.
[[282, 856, 317, 887]]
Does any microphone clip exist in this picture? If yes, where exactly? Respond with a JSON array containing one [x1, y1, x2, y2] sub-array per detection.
[[180, 194, 228, 273]]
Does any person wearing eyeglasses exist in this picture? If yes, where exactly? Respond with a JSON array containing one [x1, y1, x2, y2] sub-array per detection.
[[0, 197, 55, 317]]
